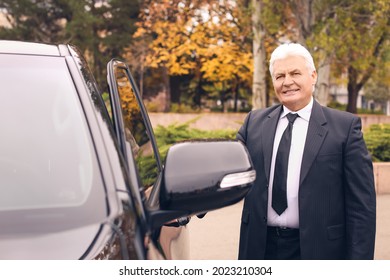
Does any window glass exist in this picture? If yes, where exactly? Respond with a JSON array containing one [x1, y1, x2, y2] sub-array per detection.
[[113, 66, 159, 193], [102, 92, 113, 121], [0, 55, 105, 222]]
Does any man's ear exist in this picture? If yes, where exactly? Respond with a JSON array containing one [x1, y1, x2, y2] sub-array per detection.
[[311, 70, 317, 93], [311, 70, 318, 84]]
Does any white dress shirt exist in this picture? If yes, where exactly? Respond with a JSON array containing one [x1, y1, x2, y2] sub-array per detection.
[[267, 97, 313, 228]]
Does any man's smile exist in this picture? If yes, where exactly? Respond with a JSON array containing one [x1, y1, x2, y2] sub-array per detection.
[[282, 88, 300, 94]]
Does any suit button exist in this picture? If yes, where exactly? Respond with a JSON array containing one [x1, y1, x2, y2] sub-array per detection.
[[263, 217, 267, 223]]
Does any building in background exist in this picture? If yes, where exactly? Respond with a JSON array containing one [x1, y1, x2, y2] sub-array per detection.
[[330, 84, 390, 115]]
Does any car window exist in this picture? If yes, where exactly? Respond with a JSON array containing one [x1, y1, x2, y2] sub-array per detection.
[[107, 62, 160, 195], [102, 92, 113, 121], [0, 54, 106, 230]]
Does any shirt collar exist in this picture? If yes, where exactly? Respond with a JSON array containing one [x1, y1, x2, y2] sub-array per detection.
[[280, 97, 313, 122]]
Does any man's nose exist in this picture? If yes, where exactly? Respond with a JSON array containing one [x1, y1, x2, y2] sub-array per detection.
[[283, 74, 294, 85]]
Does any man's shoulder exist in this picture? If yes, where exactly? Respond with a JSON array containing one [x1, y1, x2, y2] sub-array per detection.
[[315, 104, 361, 131], [320, 105, 358, 121], [250, 104, 281, 118]]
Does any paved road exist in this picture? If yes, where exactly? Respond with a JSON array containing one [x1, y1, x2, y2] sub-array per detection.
[[189, 194, 390, 260]]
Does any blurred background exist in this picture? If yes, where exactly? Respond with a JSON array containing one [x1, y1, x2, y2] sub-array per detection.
[[1, 0, 389, 259], [1, 0, 389, 115]]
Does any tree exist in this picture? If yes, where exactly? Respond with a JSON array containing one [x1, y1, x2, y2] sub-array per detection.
[[363, 48, 390, 110], [134, 0, 253, 111], [62, 0, 140, 90], [251, 0, 267, 109], [255, 0, 389, 113], [1, 0, 141, 90], [259, 0, 334, 106], [133, 0, 195, 111], [328, 0, 389, 113], [200, 22, 253, 111], [0, 0, 67, 42], [287, 0, 332, 106]]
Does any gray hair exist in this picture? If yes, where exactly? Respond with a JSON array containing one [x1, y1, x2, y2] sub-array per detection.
[[269, 43, 316, 78]]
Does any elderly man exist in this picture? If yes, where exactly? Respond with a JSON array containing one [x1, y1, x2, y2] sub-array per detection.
[[237, 43, 376, 260]]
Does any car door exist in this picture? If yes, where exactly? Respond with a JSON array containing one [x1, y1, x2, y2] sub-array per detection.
[[106, 59, 189, 259], [106, 59, 257, 260]]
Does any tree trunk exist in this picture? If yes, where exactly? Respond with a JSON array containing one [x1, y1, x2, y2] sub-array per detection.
[[161, 67, 171, 112], [346, 31, 387, 114], [346, 66, 361, 114], [234, 82, 239, 112], [346, 84, 358, 114], [291, 0, 315, 43], [314, 57, 331, 106], [170, 75, 182, 104], [290, 0, 331, 107], [251, 0, 267, 110], [139, 49, 145, 97], [193, 79, 203, 108]]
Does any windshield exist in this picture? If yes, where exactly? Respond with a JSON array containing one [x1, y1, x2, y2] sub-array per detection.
[[0, 54, 105, 222]]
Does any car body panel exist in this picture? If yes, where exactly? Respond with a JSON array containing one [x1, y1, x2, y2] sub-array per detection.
[[0, 40, 60, 56]]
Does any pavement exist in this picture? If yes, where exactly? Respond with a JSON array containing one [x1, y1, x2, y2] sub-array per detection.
[[188, 194, 390, 260]]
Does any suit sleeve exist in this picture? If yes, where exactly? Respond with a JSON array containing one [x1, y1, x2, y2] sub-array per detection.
[[344, 116, 376, 259]]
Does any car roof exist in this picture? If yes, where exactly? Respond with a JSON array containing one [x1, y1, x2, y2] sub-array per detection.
[[0, 40, 61, 56]]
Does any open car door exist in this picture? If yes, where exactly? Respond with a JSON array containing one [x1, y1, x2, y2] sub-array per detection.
[[106, 59, 255, 259]]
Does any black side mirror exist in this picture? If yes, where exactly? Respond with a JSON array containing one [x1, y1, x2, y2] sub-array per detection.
[[160, 140, 255, 214]]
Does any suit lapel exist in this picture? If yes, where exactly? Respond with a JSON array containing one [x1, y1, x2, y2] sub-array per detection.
[[300, 100, 328, 185], [262, 106, 282, 183]]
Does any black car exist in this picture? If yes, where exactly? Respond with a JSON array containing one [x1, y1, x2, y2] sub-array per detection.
[[0, 40, 255, 260]]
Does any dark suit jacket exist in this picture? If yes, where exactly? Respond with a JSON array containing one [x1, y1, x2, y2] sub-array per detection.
[[237, 100, 376, 260]]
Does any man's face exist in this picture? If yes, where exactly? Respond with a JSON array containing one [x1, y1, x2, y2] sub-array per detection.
[[272, 55, 317, 111]]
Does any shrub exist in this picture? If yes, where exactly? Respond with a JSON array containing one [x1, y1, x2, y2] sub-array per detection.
[[170, 103, 200, 113], [154, 120, 236, 161], [364, 123, 390, 162], [144, 100, 160, 112]]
